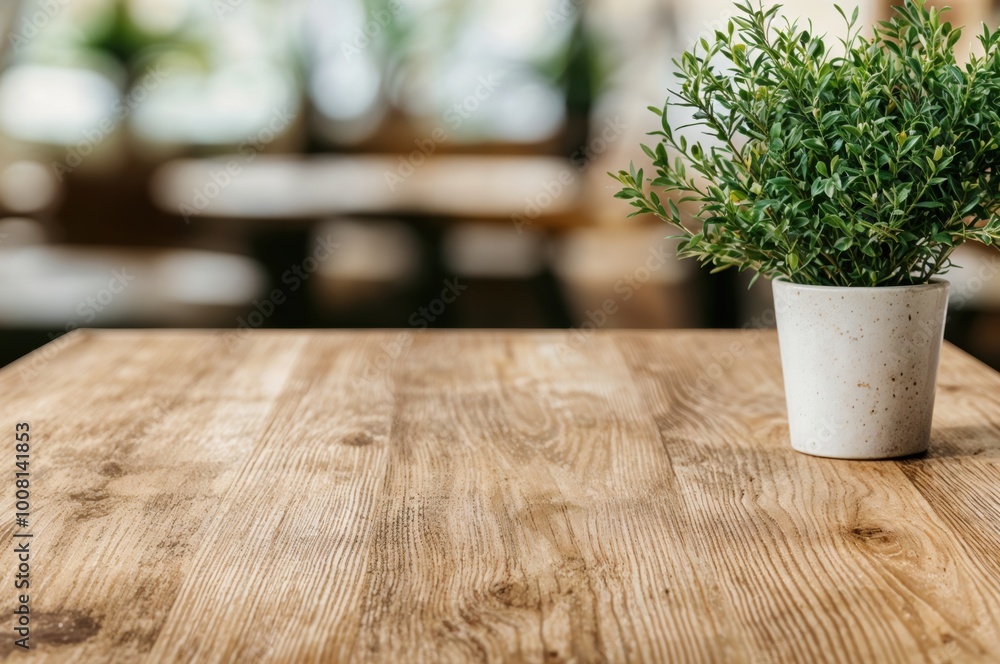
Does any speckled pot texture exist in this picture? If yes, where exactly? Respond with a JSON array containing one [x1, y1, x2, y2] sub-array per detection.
[[772, 279, 949, 460]]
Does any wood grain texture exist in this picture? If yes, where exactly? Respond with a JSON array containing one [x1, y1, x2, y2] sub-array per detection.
[[0, 329, 998, 663]]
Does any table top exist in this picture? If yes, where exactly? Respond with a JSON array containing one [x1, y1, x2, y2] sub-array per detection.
[[3, 329, 1000, 662], [151, 155, 584, 226]]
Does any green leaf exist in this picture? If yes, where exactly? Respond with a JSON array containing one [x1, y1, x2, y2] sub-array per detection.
[[811, 178, 826, 197], [834, 237, 854, 251], [823, 215, 851, 232], [668, 199, 681, 221]]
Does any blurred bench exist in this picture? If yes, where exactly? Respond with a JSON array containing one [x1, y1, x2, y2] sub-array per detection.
[[151, 154, 582, 225], [150, 154, 588, 326], [0, 245, 266, 328]]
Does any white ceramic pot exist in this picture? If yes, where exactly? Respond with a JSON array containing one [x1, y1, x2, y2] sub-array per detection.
[[772, 279, 949, 459]]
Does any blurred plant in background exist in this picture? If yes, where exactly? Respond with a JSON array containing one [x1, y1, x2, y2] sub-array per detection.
[[301, 0, 610, 151], [0, 0, 615, 156], [1, 0, 300, 156]]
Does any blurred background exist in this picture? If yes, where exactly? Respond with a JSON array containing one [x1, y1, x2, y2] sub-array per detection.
[[0, 0, 998, 369]]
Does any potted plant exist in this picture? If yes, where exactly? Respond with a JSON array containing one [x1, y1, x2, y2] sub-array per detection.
[[612, 0, 1000, 458]]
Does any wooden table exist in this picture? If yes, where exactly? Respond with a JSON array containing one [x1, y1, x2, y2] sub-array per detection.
[[3, 330, 1000, 662]]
